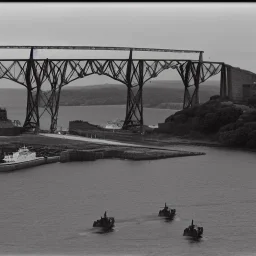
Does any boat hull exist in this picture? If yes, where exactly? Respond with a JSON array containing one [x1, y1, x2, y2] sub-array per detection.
[[183, 227, 203, 239], [158, 209, 176, 219], [0, 156, 59, 172], [93, 217, 115, 230]]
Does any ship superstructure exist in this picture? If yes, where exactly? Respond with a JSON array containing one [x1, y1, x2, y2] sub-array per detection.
[[3, 146, 36, 163]]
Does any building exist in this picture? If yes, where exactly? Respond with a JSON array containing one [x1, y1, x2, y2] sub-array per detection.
[[242, 83, 256, 102], [0, 108, 22, 136]]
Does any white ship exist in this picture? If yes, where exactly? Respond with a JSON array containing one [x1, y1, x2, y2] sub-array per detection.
[[3, 146, 37, 163], [105, 118, 124, 129]]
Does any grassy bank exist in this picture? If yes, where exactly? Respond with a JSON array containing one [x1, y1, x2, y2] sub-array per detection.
[[0, 134, 205, 161]]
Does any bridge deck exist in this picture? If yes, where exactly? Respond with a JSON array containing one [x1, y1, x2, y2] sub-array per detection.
[[0, 59, 223, 64], [0, 45, 203, 54]]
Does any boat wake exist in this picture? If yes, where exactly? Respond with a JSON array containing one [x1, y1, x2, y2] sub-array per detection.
[[116, 214, 167, 228]]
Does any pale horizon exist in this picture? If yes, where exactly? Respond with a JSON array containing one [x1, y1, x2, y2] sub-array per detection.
[[0, 2, 255, 88]]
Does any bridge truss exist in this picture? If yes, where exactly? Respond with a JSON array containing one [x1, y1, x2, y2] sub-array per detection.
[[0, 46, 225, 132]]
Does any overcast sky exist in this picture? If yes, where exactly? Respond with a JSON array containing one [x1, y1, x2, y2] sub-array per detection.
[[0, 2, 255, 88]]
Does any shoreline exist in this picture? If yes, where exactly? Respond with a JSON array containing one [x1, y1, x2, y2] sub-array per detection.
[[0, 133, 206, 168], [0, 130, 254, 169], [64, 130, 256, 154]]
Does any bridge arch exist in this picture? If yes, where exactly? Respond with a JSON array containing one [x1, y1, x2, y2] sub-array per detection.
[[0, 46, 227, 133]]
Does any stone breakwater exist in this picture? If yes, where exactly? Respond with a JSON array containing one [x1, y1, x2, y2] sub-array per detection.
[[60, 148, 205, 162]]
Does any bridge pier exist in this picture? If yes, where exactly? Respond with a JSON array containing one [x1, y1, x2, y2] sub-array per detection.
[[177, 61, 193, 109], [178, 59, 210, 109], [220, 64, 227, 98], [49, 86, 62, 133], [46, 60, 63, 133], [23, 48, 41, 133], [191, 61, 202, 106], [123, 51, 144, 130], [38, 60, 66, 133]]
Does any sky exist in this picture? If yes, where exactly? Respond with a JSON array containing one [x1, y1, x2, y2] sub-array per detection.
[[0, 2, 255, 88]]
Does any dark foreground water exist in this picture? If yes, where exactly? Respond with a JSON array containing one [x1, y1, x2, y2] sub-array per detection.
[[0, 146, 256, 256], [1, 90, 256, 255]]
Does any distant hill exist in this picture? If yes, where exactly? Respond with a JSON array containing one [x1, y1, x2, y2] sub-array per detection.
[[58, 80, 220, 108], [38, 80, 220, 109], [62, 79, 220, 90]]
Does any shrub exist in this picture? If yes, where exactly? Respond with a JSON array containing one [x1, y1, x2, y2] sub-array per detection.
[[217, 107, 243, 127], [248, 96, 256, 108], [239, 111, 256, 122], [210, 95, 220, 100], [173, 114, 188, 124], [246, 130, 256, 148], [244, 122, 256, 130], [179, 107, 197, 118], [219, 127, 251, 146], [203, 112, 219, 132], [219, 122, 237, 133], [233, 127, 251, 146]]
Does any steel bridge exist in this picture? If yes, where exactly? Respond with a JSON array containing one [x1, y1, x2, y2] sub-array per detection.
[[0, 46, 227, 133]]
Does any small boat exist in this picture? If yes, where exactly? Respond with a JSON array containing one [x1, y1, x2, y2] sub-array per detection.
[[158, 203, 176, 219], [183, 220, 203, 239], [93, 211, 115, 230]]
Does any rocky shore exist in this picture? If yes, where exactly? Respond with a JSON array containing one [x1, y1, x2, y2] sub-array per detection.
[[155, 96, 256, 151]]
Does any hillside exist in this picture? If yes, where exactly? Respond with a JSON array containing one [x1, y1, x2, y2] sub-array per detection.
[[40, 80, 220, 109]]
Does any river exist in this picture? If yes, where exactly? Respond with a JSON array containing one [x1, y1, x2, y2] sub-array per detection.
[[0, 93, 256, 255]]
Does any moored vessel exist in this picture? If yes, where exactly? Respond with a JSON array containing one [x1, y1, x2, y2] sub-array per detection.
[[3, 146, 37, 163], [158, 203, 176, 220], [183, 220, 203, 239], [93, 211, 115, 230]]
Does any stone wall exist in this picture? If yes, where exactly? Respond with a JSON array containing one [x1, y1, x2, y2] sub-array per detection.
[[243, 84, 256, 101], [227, 65, 256, 102]]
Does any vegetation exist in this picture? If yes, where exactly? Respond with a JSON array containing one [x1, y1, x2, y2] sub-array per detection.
[[160, 95, 256, 149], [248, 96, 256, 108]]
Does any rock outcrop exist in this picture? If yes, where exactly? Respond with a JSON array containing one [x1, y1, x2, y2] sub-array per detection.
[[157, 96, 256, 149]]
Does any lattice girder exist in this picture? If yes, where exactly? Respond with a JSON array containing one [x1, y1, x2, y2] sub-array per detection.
[[0, 52, 224, 131], [176, 61, 223, 109]]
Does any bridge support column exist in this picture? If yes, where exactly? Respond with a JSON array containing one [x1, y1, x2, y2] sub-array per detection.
[[37, 85, 62, 134], [23, 48, 41, 133], [220, 64, 227, 98], [39, 60, 66, 133], [123, 51, 144, 130], [191, 61, 201, 107], [177, 60, 202, 109], [49, 84, 62, 133], [177, 61, 192, 109]]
